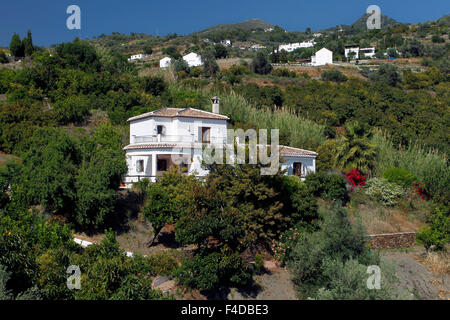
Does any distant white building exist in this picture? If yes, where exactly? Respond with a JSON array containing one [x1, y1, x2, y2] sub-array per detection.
[[250, 44, 266, 51], [344, 46, 359, 59], [183, 52, 203, 67], [159, 57, 172, 68], [278, 40, 315, 52], [359, 47, 376, 59], [264, 27, 274, 32], [313, 33, 322, 38], [311, 48, 333, 66], [128, 53, 148, 62], [220, 39, 232, 47]]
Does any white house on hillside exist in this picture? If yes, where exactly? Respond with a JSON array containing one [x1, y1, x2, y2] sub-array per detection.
[[128, 54, 148, 62], [122, 98, 317, 186], [278, 40, 315, 52], [160, 57, 172, 68], [311, 48, 333, 66], [183, 52, 203, 67], [344, 46, 376, 59]]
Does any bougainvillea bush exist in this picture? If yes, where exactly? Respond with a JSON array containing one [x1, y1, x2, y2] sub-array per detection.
[[345, 170, 366, 191], [365, 178, 405, 206]]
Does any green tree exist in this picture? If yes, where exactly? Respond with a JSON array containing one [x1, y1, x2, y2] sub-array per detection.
[[14, 128, 79, 213], [9, 33, 24, 57], [23, 30, 34, 56], [214, 44, 228, 59], [369, 63, 401, 87], [251, 52, 272, 75], [201, 48, 219, 78], [0, 52, 8, 64], [74, 123, 127, 228]]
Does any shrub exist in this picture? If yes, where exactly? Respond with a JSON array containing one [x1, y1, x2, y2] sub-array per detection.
[[315, 258, 399, 300], [272, 68, 296, 78], [305, 172, 348, 203], [175, 249, 252, 291], [288, 205, 380, 298], [383, 167, 416, 188], [321, 70, 347, 82], [365, 178, 405, 206], [416, 205, 449, 251]]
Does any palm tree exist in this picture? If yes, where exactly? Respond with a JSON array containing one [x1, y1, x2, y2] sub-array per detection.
[[334, 121, 377, 174]]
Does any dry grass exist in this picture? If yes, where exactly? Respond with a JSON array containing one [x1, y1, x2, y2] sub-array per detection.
[[346, 198, 429, 234], [420, 251, 450, 275]]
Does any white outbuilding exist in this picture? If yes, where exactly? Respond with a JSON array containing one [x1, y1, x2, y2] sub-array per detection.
[[311, 48, 333, 66], [159, 57, 172, 68], [182, 52, 203, 67]]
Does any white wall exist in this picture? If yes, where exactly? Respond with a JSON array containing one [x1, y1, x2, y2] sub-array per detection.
[[312, 49, 333, 66], [160, 57, 171, 68], [183, 53, 203, 67], [130, 116, 228, 144], [280, 156, 315, 180]]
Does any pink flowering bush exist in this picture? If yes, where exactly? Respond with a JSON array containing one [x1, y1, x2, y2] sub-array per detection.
[[345, 169, 366, 191]]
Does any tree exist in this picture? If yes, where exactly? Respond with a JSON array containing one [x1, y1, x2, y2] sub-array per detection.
[[14, 128, 79, 213], [143, 167, 198, 245], [162, 46, 181, 60], [214, 44, 228, 59], [334, 121, 377, 174], [23, 30, 34, 56], [251, 52, 272, 75], [369, 63, 401, 87], [0, 52, 8, 64], [9, 33, 24, 57], [74, 123, 127, 228], [201, 48, 219, 78], [143, 45, 153, 55]]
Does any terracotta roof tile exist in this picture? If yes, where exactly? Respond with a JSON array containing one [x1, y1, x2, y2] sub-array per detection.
[[279, 145, 317, 157]]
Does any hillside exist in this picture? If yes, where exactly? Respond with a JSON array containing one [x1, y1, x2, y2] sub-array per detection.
[[194, 18, 275, 35], [351, 13, 400, 30]]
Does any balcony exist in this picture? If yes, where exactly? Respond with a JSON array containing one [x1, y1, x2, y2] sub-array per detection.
[[133, 134, 226, 144]]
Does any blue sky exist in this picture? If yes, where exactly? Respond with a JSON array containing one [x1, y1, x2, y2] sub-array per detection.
[[0, 0, 449, 46]]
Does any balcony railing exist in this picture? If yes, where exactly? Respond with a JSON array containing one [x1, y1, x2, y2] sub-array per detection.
[[133, 134, 226, 144]]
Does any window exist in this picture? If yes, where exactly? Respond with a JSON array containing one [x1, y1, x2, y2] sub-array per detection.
[[157, 125, 164, 135], [201, 127, 211, 143], [293, 162, 302, 177], [136, 160, 144, 173], [157, 159, 167, 172]]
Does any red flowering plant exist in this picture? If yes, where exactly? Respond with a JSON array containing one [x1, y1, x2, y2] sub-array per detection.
[[412, 181, 428, 200], [345, 169, 366, 191]]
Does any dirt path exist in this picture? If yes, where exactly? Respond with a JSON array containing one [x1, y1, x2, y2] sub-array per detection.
[[227, 262, 297, 300], [382, 249, 450, 300]]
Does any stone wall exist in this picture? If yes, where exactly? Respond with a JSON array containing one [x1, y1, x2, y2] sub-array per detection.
[[367, 232, 416, 249]]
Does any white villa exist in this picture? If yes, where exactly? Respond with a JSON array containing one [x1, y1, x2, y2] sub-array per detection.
[[122, 98, 317, 186], [278, 40, 315, 52], [311, 48, 333, 66], [182, 52, 203, 67]]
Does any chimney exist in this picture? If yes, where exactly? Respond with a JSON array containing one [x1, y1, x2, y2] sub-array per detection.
[[211, 96, 220, 114]]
